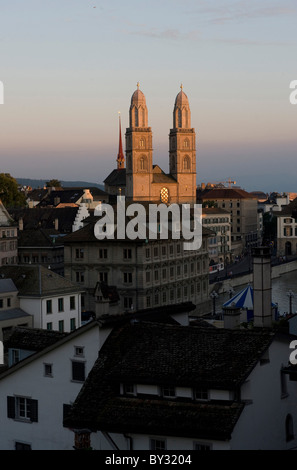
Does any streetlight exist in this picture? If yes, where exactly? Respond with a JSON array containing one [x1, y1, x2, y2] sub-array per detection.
[[287, 290, 295, 315], [228, 288, 235, 299], [210, 291, 219, 316]]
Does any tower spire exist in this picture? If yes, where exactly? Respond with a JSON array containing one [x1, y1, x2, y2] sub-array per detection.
[[117, 112, 125, 170]]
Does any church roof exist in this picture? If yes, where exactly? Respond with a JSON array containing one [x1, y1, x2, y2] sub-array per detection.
[[103, 169, 126, 186], [131, 84, 146, 106], [174, 88, 189, 108]]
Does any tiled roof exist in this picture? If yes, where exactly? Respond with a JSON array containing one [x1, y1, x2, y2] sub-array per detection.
[[4, 326, 68, 351], [9, 207, 78, 233], [18, 229, 64, 247], [0, 265, 83, 297], [64, 322, 273, 438], [197, 188, 256, 200]]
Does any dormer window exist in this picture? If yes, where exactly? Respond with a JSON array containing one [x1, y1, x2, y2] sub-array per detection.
[[194, 388, 209, 401], [123, 384, 135, 396], [161, 386, 176, 398]]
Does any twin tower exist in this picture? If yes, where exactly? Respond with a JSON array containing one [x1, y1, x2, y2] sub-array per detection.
[[116, 84, 197, 205]]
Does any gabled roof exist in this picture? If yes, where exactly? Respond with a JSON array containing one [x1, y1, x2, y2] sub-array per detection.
[[0, 265, 83, 297], [0, 279, 18, 294]]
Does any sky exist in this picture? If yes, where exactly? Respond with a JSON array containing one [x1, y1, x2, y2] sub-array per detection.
[[0, 0, 296, 193]]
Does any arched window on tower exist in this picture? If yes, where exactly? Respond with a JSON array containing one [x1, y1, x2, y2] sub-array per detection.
[[183, 156, 191, 171], [140, 138, 145, 148], [135, 108, 139, 127], [183, 139, 190, 149], [139, 156, 148, 171], [178, 109, 182, 128]]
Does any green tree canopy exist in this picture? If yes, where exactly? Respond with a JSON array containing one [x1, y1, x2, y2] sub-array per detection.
[[0, 173, 26, 208], [46, 179, 61, 188]]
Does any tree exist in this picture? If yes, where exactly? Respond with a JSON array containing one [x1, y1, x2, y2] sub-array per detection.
[[0, 173, 26, 208], [46, 179, 62, 188]]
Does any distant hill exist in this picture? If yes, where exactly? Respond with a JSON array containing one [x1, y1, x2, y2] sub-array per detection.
[[17, 178, 104, 191]]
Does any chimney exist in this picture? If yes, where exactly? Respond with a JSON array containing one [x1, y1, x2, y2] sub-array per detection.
[[252, 246, 273, 328], [223, 305, 242, 329], [19, 218, 23, 231]]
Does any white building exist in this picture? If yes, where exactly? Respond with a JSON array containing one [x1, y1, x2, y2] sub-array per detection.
[[0, 265, 83, 333], [0, 304, 194, 450], [64, 320, 297, 451], [0, 200, 18, 267]]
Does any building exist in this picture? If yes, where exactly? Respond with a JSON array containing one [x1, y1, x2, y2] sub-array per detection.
[[0, 304, 193, 450], [104, 84, 197, 205], [0, 200, 18, 267], [0, 279, 33, 342], [0, 265, 83, 333], [202, 207, 231, 268], [197, 187, 259, 256], [276, 197, 297, 257], [64, 319, 297, 450], [63, 216, 211, 316]]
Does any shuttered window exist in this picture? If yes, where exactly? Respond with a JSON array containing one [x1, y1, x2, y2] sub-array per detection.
[[7, 396, 38, 422]]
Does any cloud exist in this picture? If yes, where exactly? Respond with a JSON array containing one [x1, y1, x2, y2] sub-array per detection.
[[128, 28, 200, 41], [190, 0, 297, 25]]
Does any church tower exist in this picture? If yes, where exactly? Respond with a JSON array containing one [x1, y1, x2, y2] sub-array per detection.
[[126, 83, 153, 201], [169, 85, 197, 204]]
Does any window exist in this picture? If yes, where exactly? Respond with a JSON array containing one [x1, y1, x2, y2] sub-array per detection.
[[76, 271, 84, 283], [123, 384, 135, 395], [154, 293, 159, 305], [162, 291, 167, 303], [47, 323, 53, 331], [44, 363, 53, 377], [99, 248, 107, 259], [70, 318, 76, 331], [58, 320, 64, 333], [162, 386, 175, 398], [75, 248, 84, 259], [146, 248, 150, 259], [15, 442, 32, 451], [183, 156, 191, 170], [154, 247, 159, 258], [0, 299, 3, 309], [160, 187, 169, 204], [7, 396, 38, 422], [99, 272, 108, 283], [162, 246, 166, 256], [124, 297, 133, 309], [286, 414, 294, 442], [194, 443, 211, 451], [75, 346, 84, 357], [162, 268, 167, 280], [63, 404, 72, 425], [123, 248, 132, 259], [124, 272, 132, 284], [7, 298, 11, 307], [46, 300, 52, 314], [194, 388, 209, 401], [150, 439, 166, 451], [70, 296, 76, 310], [154, 270, 159, 281], [12, 349, 20, 364], [58, 298, 64, 312], [146, 271, 151, 283], [72, 361, 85, 382]]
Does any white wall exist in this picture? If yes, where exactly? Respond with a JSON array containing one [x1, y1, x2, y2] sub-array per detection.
[[230, 338, 297, 450], [0, 324, 102, 450]]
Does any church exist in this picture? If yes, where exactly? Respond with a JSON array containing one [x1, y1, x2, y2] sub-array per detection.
[[104, 84, 197, 205]]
